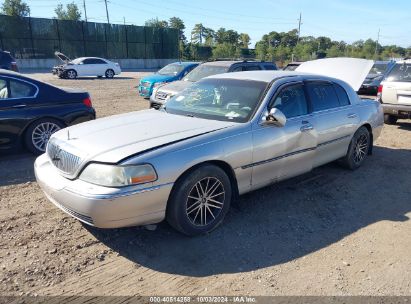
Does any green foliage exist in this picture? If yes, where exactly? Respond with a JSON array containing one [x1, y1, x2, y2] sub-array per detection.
[[1, 0, 30, 17], [55, 2, 81, 21], [169, 17, 186, 42], [212, 43, 240, 59], [145, 17, 168, 28], [239, 33, 250, 49]]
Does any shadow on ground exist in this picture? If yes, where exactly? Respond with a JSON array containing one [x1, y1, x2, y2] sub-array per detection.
[[0, 152, 36, 187], [87, 146, 411, 277]]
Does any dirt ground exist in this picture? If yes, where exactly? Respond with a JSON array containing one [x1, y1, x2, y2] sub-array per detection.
[[0, 72, 410, 297]]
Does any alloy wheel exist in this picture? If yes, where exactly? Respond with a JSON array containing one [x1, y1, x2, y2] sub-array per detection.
[[106, 70, 114, 78], [186, 177, 225, 227], [352, 133, 368, 164], [67, 70, 76, 79], [32, 122, 61, 152]]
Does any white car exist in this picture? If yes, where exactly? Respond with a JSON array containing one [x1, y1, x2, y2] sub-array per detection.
[[52, 52, 121, 79]]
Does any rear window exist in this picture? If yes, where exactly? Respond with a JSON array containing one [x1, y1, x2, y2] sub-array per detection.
[[333, 84, 350, 106], [306, 82, 340, 112], [386, 64, 411, 82]]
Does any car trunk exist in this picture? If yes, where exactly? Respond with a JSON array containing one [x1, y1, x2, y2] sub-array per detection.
[[296, 57, 374, 91]]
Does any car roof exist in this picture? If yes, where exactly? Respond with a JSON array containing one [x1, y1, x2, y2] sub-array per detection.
[[75, 57, 107, 61], [0, 69, 22, 77], [171, 61, 199, 66], [201, 60, 272, 67], [206, 70, 312, 83]]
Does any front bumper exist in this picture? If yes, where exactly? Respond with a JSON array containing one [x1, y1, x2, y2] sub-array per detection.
[[34, 154, 173, 228], [382, 103, 411, 118]]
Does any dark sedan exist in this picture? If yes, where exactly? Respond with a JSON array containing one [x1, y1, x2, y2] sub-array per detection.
[[0, 69, 95, 154]]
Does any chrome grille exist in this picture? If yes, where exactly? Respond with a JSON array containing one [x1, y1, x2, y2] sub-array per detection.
[[155, 91, 169, 101], [47, 141, 81, 175]]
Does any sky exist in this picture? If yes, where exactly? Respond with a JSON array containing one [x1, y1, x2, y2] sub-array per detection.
[[27, 0, 411, 48]]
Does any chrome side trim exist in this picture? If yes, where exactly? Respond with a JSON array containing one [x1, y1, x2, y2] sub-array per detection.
[[317, 135, 351, 147], [65, 182, 174, 199], [241, 147, 316, 169], [242, 135, 351, 169]]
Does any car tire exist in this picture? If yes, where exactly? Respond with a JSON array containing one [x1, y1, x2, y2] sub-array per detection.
[[166, 164, 232, 236], [384, 114, 397, 125], [24, 118, 65, 155], [66, 69, 77, 79], [105, 69, 115, 79], [341, 126, 370, 170]]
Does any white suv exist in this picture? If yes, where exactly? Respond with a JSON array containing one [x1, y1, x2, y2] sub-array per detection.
[[378, 59, 411, 124]]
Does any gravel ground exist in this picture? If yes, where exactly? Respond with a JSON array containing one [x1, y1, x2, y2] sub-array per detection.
[[0, 72, 410, 296]]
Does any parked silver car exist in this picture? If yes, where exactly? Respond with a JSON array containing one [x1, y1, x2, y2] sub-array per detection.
[[35, 58, 383, 236]]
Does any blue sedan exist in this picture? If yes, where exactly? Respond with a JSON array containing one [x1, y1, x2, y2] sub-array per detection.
[[138, 61, 199, 98]]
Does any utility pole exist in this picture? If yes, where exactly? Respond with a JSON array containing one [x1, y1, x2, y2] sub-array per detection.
[[104, 0, 110, 24], [374, 28, 380, 58], [83, 0, 88, 23], [297, 12, 302, 43]]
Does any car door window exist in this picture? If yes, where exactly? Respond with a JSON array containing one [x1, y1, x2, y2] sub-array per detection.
[[92, 59, 106, 64], [231, 66, 243, 72], [9, 79, 35, 98], [264, 64, 276, 70], [0, 79, 9, 99], [306, 82, 340, 112], [271, 84, 308, 118], [333, 84, 350, 106], [244, 65, 262, 71], [82, 59, 93, 64]]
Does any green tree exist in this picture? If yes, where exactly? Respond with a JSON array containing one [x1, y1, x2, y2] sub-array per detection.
[[1, 0, 30, 17], [239, 33, 250, 48], [191, 23, 210, 44], [145, 17, 168, 28], [203, 28, 215, 46], [212, 43, 239, 59], [55, 2, 81, 21], [169, 17, 186, 42], [255, 40, 268, 61]]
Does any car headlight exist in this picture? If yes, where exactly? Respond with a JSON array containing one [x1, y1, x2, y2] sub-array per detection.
[[79, 163, 157, 187]]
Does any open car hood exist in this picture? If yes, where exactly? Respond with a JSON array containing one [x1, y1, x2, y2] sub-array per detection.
[[296, 57, 374, 91], [54, 51, 71, 63]]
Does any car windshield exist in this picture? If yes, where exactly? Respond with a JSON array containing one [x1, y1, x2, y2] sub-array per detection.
[[165, 78, 268, 123], [386, 63, 411, 82], [182, 65, 229, 82], [71, 58, 83, 64], [370, 63, 387, 74], [157, 64, 185, 75]]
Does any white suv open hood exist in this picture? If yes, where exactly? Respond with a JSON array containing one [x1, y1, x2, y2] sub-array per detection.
[[296, 57, 374, 91]]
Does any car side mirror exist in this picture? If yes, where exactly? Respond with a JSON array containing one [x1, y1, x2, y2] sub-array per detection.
[[263, 108, 287, 127]]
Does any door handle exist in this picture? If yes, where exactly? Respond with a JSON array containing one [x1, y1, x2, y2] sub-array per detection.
[[12, 104, 27, 109], [347, 113, 358, 119], [300, 123, 314, 132]]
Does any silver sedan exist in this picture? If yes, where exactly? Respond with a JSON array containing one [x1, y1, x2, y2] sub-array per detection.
[[35, 59, 384, 235]]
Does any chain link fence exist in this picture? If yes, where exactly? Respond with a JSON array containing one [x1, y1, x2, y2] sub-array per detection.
[[0, 15, 179, 60]]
